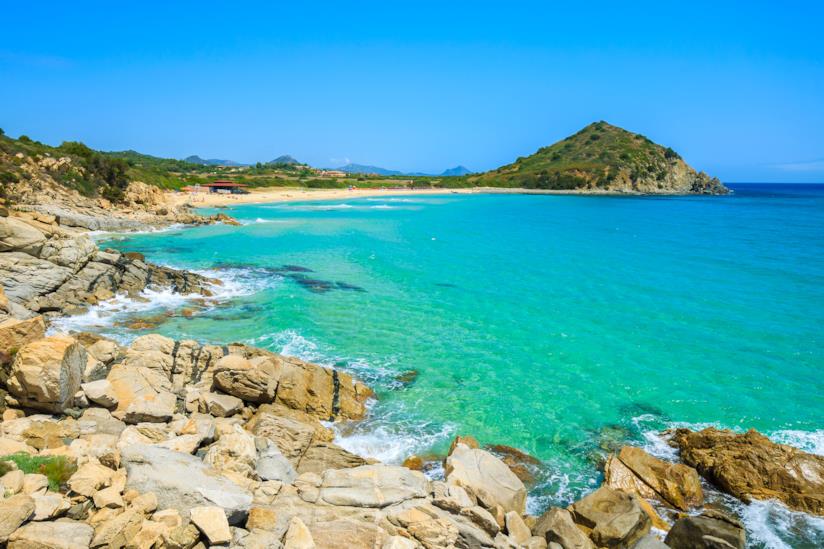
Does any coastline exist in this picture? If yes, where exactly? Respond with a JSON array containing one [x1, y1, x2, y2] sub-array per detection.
[[165, 185, 687, 208], [1, 192, 822, 547]]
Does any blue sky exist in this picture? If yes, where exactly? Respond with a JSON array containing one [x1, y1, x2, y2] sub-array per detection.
[[1, 1, 822, 181]]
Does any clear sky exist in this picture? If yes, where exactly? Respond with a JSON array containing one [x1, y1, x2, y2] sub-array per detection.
[[1, 1, 822, 181]]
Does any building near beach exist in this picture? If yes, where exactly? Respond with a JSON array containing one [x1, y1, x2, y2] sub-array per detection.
[[201, 180, 249, 194]]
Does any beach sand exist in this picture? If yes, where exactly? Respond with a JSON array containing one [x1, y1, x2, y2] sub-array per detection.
[[165, 186, 639, 208], [165, 187, 480, 208]]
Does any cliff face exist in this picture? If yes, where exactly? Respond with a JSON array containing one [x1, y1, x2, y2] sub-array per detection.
[[468, 121, 729, 194]]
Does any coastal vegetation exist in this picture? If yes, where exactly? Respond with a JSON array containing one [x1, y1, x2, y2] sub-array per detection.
[[0, 122, 727, 204], [464, 121, 727, 193]]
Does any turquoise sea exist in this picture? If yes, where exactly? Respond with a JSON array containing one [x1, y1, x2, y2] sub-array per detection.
[[61, 184, 824, 547]]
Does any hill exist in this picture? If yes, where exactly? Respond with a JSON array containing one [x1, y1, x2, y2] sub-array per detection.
[[268, 155, 300, 165], [184, 155, 243, 167], [441, 165, 472, 176], [467, 121, 728, 194], [337, 163, 402, 176]]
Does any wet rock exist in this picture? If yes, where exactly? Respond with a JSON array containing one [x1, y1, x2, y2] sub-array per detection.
[[7, 335, 86, 412], [604, 446, 703, 510], [402, 455, 424, 471], [674, 427, 824, 515], [446, 443, 527, 514], [664, 509, 746, 549], [486, 444, 542, 486]]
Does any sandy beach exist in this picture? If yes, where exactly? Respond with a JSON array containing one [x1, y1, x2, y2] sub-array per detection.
[[165, 186, 651, 208], [164, 186, 478, 208]]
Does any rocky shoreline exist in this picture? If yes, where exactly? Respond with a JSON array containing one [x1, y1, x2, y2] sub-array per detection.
[[0, 196, 822, 548]]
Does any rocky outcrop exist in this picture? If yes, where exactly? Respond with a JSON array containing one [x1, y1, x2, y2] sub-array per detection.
[[0, 213, 215, 319], [604, 446, 703, 510], [673, 427, 824, 515], [0, 330, 561, 549]]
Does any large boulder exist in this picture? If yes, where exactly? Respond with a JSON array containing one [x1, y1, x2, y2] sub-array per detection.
[[533, 507, 594, 549], [37, 235, 97, 272], [0, 216, 46, 254], [308, 464, 430, 508], [212, 355, 278, 403], [0, 316, 45, 362], [6, 335, 86, 412], [674, 427, 824, 515], [570, 486, 651, 547], [121, 443, 253, 524], [247, 410, 316, 463], [445, 443, 527, 514], [664, 510, 746, 549], [604, 446, 703, 510]]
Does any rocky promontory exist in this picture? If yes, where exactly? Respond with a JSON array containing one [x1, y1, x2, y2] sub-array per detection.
[[0, 211, 215, 321]]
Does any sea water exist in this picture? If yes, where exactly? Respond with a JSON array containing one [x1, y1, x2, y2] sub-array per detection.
[[61, 184, 824, 547]]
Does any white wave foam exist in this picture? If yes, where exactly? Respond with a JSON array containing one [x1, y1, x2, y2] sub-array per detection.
[[249, 329, 402, 388], [768, 430, 824, 456], [48, 266, 278, 342], [47, 287, 204, 342], [333, 418, 455, 466], [632, 416, 824, 547], [238, 218, 285, 225], [737, 498, 824, 548], [87, 223, 188, 241]]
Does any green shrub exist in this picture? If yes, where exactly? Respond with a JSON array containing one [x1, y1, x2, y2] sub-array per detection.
[[0, 453, 77, 491]]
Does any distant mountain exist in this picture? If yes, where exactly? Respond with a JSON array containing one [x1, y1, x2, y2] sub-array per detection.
[[268, 155, 300, 165], [336, 163, 402, 176], [468, 121, 728, 194], [184, 155, 243, 167], [440, 165, 472, 176]]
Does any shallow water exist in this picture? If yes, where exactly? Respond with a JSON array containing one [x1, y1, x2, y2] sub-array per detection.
[[72, 184, 824, 546]]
